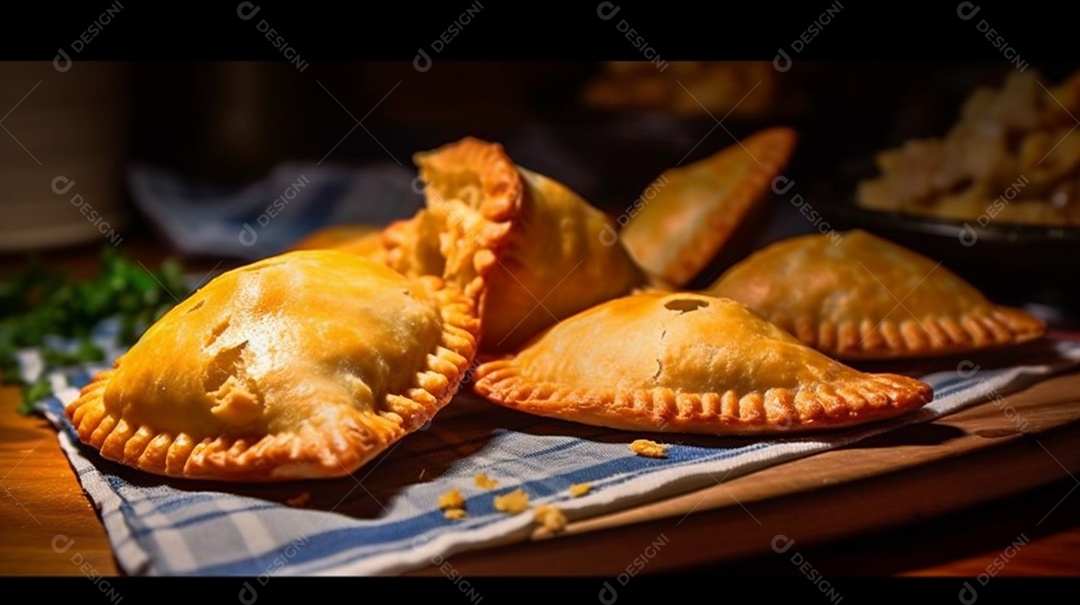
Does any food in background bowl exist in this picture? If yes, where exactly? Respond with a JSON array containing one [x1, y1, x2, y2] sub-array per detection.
[[582, 61, 781, 118], [856, 69, 1080, 227]]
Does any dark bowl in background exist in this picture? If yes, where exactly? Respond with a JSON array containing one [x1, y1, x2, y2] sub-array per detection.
[[370, 62, 1080, 326], [812, 165, 1080, 329]]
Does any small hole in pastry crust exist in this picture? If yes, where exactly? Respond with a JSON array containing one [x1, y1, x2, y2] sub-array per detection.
[[664, 299, 709, 314], [64, 250, 482, 482], [204, 318, 230, 347], [473, 291, 935, 436]]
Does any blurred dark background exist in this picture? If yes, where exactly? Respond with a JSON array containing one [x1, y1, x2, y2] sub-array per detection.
[[123, 61, 1078, 199], [2, 61, 1078, 323], [123, 62, 1064, 191], [6, 60, 1078, 231]]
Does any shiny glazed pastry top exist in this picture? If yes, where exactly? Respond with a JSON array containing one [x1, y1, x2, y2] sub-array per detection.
[[66, 250, 479, 481], [475, 291, 934, 434]]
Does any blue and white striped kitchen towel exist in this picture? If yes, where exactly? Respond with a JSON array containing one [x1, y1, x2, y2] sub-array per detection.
[[23, 319, 1080, 575]]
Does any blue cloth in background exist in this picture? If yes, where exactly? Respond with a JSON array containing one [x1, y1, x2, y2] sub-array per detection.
[[128, 162, 421, 260]]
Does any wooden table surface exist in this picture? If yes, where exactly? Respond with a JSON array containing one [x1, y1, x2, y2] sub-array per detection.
[[2, 241, 1080, 578]]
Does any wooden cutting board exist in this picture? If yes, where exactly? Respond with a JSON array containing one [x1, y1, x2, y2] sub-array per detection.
[[2, 359, 1079, 576], [412, 363, 1080, 575]]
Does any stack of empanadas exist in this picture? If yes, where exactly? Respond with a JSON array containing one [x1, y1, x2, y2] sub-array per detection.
[[67, 130, 1046, 482]]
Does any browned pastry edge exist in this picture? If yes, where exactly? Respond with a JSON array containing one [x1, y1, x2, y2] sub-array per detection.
[[768, 304, 1047, 361], [631, 126, 798, 287], [64, 278, 479, 482], [384, 136, 524, 313], [473, 359, 933, 436]]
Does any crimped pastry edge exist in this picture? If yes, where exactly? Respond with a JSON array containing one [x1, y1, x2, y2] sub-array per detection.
[[473, 358, 933, 435], [627, 126, 797, 287], [765, 304, 1046, 361], [64, 277, 479, 482]]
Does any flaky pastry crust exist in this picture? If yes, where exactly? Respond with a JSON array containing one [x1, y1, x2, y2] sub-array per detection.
[[385, 137, 646, 352], [620, 127, 797, 287], [707, 230, 1045, 359], [474, 292, 933, 434], [66, 250, 478, 481]]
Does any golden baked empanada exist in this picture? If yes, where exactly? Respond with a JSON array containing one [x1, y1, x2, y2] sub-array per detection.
[[65, 250, 478, 481], [619, 127, 797, 287], [707, 230, 1046, 360], [385, 137, 646, 352], [474, 291, 933, 434], [289, 224, 385, 262]]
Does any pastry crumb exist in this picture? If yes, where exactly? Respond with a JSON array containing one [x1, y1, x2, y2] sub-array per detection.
[[568, 483, 592, 498], [474, 473, 499, 490], [418, 468, 426, 480], [285, 492, 311, 508], [533, 504, 567, 533], [444, 508, 468, 521], [493, 488, 530, 514], [438, 489, 466, 510], [630, 439, 667, 458]]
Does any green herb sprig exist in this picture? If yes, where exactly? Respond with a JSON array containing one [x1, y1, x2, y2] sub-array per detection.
[[0, 246, 190, 414]]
